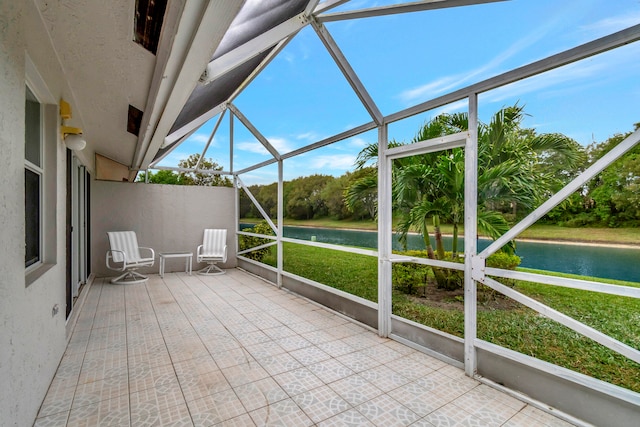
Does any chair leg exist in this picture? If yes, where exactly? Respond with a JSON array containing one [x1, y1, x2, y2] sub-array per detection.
[[111, 270, 149, 284], [198, 263, 224, 276]]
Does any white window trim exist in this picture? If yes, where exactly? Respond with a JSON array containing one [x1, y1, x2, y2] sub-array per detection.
[[25, 54, 57, 284], [25, 84, 44, 273]]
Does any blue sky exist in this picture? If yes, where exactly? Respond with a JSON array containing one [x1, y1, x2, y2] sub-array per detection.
[[158, 0, 640, 185]]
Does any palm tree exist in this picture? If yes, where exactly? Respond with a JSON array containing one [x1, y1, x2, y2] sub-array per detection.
[[347, 104, 583, 290]]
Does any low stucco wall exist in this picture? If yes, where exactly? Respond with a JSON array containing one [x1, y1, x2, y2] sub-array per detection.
[[91, 180, 236, 278]]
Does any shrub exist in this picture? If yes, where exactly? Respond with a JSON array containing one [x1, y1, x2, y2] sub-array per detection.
[[561, 212, 598, 228], [391, 250, 434, 295], [238, 220, 275, 262], [486, 251, 521, 270], [391, 250, 521, 294], [393, 262, 429, 295]]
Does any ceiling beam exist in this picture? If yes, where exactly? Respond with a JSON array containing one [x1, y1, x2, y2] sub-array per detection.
[[163, 103, 226, 148], [134, 0, 246, 172], [149, 125, 198, 168], [130, 0, 187, 179]]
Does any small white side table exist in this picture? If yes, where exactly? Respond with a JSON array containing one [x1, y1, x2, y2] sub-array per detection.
[[159, 252, 193, 277]]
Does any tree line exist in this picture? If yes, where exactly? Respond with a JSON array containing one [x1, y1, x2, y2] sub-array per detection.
[[242, 106, 639, 229], [138, 106, 639, 230]]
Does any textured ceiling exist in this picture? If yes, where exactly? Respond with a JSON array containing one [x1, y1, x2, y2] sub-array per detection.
[[34, 0, 311, 171], [36, 0, 156, 166]]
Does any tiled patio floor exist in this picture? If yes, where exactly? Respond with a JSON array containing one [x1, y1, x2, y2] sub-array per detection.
[[35, 269, 576, 426]]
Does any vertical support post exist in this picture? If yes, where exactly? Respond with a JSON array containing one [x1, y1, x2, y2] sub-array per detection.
[[378, 124, 392, 337], [464, 94, 479, 377], [234, 175, 239, 257], [277, 160, 284, 288], [231, 114, 239, 258], [229, 109, 234, 174]]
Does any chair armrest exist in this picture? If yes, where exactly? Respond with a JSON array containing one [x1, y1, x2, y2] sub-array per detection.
[[223, 245, 228, 263], [197, 245, 204, 259], [106, 249, 126, 271], [139, 246, 155, 260]]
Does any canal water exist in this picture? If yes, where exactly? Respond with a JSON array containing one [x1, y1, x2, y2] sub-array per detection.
[[242, 224, 640, 283]]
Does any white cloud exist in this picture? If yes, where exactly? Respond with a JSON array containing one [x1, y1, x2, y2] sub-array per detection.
[[431, 100, 468, 116], [398, 11, 566, 105], [269, 136, 294, 153], [579, 11, 640, 37], [236, 141, 270, 155], [399, 75, 461, 103], [238, 170, 279, 186], [280, 51, 296, 64], [188, 133, 210, 144], [296, 131, 320, 141], [236, 136, 294, 155], [310, 154, 357, 170], [347, 136, 370, 149], [482, 57, 608, 104]]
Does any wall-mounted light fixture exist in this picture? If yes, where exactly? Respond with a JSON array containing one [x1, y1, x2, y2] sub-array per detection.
[[60, 99, 86, 151]]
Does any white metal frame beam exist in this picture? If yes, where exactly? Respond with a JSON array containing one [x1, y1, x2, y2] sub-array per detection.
[[464, 94, 479, 377], [196, 109, 227, 170], [485, 268, 640, 299], [164, 104, 227, 149], [378, 124, 392, 337], [130, 0, 187, 179], [479, 127, 640, 259], [227, 37, 294, 106], [199, 0, 351, 86], [151, 165, 230, 175], [317, 0, 509, 22], [310, 18, 384, 125], [235, 158, 278, 176], [236, 176, 278, 233], [483, 277, 640, 364], [149, 125, 200, 168], [200, 13, 308, 85], [386, 23, 640, 124], [385, 132, 467, 159], [224, 4, 640, 405], [228, 104, 281, 160], [134, 0, 246, 171], [165, 37, 295, 151]]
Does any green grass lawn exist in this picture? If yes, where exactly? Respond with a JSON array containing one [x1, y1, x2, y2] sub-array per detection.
[[258, 242, 640, 393]]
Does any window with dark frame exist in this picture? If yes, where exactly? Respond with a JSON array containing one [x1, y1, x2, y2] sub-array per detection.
[[25, 86, 42, 269]]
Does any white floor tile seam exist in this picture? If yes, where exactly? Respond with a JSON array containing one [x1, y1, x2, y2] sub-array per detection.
[[37, 271, 577, 427], [143, 274, 415, 425]]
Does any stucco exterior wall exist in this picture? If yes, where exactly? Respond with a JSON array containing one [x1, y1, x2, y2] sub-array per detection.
[[91, 181, 237, 278], [0, 1, 74, 426]]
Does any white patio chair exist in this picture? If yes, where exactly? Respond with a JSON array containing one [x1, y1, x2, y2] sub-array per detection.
[[197, 229, 227, 275], [105, 231, 155, 284]]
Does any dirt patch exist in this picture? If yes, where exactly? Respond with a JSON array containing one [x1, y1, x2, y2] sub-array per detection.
[[407, 284, 521, 311]]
